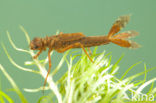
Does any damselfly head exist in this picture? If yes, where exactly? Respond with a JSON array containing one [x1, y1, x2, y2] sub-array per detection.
[[30, 37, 43, 50]]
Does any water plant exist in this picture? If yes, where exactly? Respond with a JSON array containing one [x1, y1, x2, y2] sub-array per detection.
[[0, 26, 156, 103]]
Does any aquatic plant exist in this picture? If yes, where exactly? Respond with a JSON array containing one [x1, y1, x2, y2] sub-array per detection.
[[0, 27, 156, 103]]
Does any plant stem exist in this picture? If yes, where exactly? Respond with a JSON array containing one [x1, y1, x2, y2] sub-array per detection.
[[33, 59, 63, 103], [0, 64, 28, 103]]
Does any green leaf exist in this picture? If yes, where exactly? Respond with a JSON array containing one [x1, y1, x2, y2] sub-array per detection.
[[0, 65, 28, 103], [0, 90, 14, 103]]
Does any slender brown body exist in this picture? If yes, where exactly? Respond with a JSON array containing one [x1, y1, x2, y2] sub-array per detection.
[[38, 34, 110, 50], [60, 35, 110, 48], [31, 33, 109, 50], [29, 15, 140, 93]]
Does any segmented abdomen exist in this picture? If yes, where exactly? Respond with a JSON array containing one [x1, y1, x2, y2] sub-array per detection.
[[80, 36, 110, 47], [57, 35, 110, 49]]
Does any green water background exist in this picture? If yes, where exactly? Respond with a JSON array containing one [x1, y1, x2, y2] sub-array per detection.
[[0, 0, 156, 102]]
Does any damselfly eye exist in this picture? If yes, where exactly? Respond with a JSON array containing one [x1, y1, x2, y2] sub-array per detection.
[[34, 45, 39, 49]]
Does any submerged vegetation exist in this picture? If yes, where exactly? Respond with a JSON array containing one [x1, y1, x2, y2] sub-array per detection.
[[0, 27, 156, 103]]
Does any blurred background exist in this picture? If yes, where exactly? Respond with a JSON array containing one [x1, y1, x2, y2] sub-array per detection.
[[0, 0, 156, 102]]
